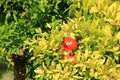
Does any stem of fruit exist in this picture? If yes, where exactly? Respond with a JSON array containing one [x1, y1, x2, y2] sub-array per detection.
[[68, 50, 73, 55]]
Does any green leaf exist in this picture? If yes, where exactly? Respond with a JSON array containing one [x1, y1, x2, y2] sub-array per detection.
[[45, 59, 51, 67]]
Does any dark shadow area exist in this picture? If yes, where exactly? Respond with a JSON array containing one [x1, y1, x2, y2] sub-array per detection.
[[0, 62, 8, 78], [0, 61, 14, 80]]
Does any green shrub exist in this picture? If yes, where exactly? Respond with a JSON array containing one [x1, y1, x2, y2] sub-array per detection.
[[0, 0, 69, 64], [25, 0, 120, 79]]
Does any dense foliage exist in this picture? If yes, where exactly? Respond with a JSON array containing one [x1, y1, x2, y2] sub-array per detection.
[[0, 0, 69, 63], [0, 0, 120, 80]]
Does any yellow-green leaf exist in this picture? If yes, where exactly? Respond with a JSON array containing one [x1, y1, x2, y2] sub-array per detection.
[[90, 7, 98, 13], [35, 28, 42, 34], [34, 68, 44, 74], [104, 25, 112, 37], [30, 56, 36, 60], [115, 32, 120, 40]]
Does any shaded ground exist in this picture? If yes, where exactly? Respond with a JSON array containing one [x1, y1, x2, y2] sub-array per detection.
[[1, 71, 13, 80], [0, 62, 7, 78], [0, 62, 32, 80], [0, 62, 14, 80]]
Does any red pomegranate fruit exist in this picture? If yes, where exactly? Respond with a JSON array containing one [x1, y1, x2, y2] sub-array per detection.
[[62, 37, 77, 53], [65, 55, 78, 64]]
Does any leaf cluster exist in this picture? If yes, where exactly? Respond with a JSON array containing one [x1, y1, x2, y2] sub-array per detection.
[[0, 0, 69, 63]]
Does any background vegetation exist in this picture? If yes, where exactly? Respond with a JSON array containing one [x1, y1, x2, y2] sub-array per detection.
[[0, 0, 120, 80]]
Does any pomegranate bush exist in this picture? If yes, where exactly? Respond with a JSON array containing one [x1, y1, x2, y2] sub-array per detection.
[[25, 0, 120, 79]]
